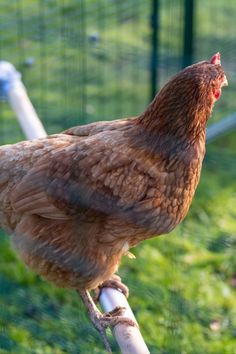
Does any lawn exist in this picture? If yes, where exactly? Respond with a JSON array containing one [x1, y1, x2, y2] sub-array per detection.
[[0, 1, 236, 353]]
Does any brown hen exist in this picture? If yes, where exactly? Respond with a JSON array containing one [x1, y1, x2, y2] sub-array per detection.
[[0, 53, 227, 350]]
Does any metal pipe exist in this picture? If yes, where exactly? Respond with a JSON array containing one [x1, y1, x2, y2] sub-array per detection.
[[100, 288, 150, 354], [0, 61, 47, 140], [207, 113, 236, 143]]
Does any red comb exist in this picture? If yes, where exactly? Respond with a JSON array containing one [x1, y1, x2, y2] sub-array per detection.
[[210, 52, 221, 65]]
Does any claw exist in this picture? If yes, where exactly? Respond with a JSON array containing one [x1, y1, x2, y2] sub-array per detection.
[[94, 275, 129, 302], [78, 290, 137, 353]]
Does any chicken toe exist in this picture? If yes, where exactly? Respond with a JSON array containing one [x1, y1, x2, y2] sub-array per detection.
[[78, 289, 137, 352], [95, 275, 129, 302]]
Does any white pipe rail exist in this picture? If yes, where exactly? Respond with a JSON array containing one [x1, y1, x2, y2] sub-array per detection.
[[0, 61, 150, 354], [0, 61, 47, 139], [100, 288, 150, 354], [206, 113, 236, 143]]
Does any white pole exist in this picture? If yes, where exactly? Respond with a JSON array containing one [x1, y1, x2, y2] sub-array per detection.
[[0, 61, 47, 140], [207, 112, 236, 143], [100, 288, 150, 354], [0, 61, 150, 353]]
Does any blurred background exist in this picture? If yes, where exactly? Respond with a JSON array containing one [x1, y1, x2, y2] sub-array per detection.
[[0, 0, 236, 353]]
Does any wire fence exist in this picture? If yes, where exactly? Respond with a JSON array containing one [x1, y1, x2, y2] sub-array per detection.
[[1, 1, 236, 142], [0, 0, 188, 143]]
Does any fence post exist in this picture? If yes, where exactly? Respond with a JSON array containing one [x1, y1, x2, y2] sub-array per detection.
[[182, 0, 195, 68], [150, 0, 160, 100]]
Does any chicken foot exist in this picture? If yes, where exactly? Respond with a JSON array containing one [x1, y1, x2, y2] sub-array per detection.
[[94, 274, 129, 302], [78, 289, 137, 353]]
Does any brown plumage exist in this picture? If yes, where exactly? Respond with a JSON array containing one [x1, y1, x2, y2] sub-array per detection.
[[0, 54, 227, 349]]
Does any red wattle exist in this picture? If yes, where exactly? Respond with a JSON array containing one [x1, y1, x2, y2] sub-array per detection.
[[213, 88, 221, 100]]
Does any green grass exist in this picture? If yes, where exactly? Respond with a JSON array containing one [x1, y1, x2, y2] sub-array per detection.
[[0, 0, 236, 353]]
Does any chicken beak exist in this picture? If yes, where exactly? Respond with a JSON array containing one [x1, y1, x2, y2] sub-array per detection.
[[221, 74, 228, 87]]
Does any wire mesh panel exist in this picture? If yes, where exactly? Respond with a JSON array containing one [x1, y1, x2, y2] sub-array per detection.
[[0, 0, 153, 141], [0, 0, 187, 142], [158, 0, 184, 84]]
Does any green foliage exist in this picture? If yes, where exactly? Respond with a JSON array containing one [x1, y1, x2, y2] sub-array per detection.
[[0, 1, 236, 353]]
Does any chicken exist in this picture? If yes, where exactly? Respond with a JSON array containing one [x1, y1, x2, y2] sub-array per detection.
[[0, 53, 227, 350]]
